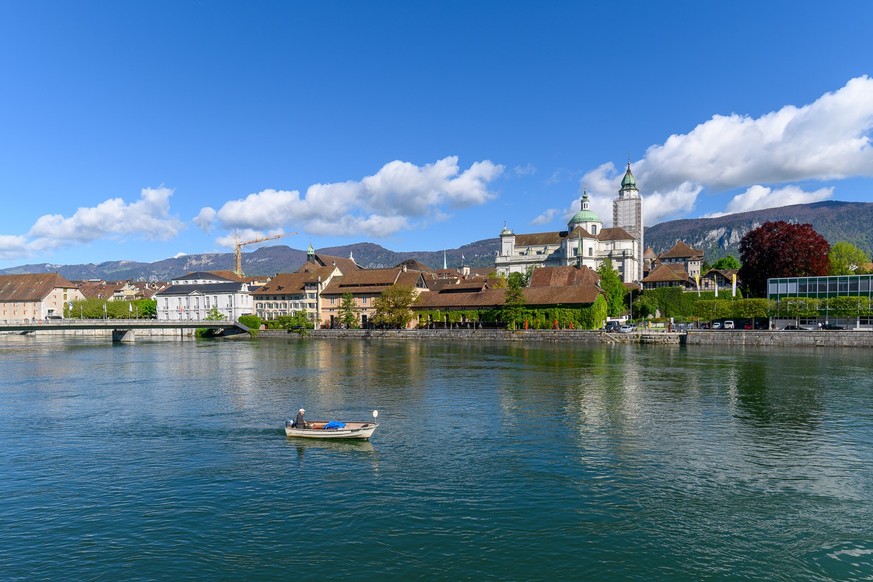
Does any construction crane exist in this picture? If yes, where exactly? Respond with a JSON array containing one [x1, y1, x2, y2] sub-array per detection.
[[234, 232, 297, 277]]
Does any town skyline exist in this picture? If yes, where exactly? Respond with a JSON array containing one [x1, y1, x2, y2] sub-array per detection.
[[1, 2, 872, 270]]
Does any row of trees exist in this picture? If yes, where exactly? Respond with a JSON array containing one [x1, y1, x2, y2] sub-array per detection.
[[67, 298, 157, 319], [629, 285, 873, 322], [694, 296, 873, 320]]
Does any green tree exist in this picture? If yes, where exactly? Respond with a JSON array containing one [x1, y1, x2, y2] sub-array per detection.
[[205, 307, 225, 320], [338, 293, 359, 328], [585, 294, 609, 329], [238, 314, 262, 337], [711, 255, 741, 270], [195, 307, 226, 337], [133, 299, 156, 318], [372, 285, 417, 328], [278, 311, 314, 334], [501, 275, 526, 330], [824, 296, 871, 319], [507, 271, 526, 289], [487, 272, 507, 288], [829, 241, 870, 275], [597, 258, 626, 317], [633, 295, 659, 319]]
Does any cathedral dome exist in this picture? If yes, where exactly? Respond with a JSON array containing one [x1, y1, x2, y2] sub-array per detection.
[[568, 192, 600, 226]]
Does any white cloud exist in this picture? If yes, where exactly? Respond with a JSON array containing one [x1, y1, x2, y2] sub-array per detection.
[[0, 235, 30, 261], [196, 156, 504, 243], [643, 182, 703, 224], [580, 75, 873, 222], [531, 208, 559, 225], [513, 163, 536, 176], [21, 187, 185, 255], [707, 184, 834, 217]]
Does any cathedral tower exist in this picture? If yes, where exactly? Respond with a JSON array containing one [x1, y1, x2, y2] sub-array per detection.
[[613, 162, 643, 281]]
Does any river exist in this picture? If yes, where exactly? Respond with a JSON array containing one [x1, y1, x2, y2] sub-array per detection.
[[1, 336, 872, 580]]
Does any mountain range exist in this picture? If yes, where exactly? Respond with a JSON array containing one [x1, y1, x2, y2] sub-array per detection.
[[2, 201, 871, 281], [644, 200, 873, 262]]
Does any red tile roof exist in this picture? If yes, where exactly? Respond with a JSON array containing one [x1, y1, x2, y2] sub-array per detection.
[[597, 227, 633, 241], [305, 254, 361, 274], [320, 268, 427, 296], [529, 265, 599, 287], [642, 263, 691, 283], [252, 268, 333, 296], [0, 273, 78, 302], [659, 240, 704, 259]]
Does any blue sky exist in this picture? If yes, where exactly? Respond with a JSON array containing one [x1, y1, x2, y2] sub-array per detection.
[[1, 1, 872, 269]]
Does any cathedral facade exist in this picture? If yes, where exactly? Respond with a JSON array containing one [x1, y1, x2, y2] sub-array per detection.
[[495, 163, 643, 284]]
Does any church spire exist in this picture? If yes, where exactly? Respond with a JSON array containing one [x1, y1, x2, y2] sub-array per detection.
[[620, 162, 637, 193]]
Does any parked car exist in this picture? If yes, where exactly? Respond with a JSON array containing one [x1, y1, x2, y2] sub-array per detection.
[[604, 321, 621, 332], [723, 320, 735, 329], [821, 323, 846, 330], [782, 324, 810, 331], [711, 322, 722, 329], [619, 324, 637, 333]]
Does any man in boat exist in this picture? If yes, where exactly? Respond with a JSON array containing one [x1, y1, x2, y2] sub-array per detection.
[[292, 408, 308, 429]]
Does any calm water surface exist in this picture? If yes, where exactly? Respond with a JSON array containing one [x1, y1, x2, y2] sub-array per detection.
[[1, 336, 872, 580]]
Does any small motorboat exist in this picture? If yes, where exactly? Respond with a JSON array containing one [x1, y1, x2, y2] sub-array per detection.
[[285, 410, 379, 440]]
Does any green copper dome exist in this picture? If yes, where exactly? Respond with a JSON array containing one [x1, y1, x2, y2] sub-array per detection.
[[568, 192, 600, 225], [620, 162, 636, 189]]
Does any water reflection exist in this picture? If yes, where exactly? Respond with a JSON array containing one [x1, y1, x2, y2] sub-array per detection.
[[4, 336, 873, 580]]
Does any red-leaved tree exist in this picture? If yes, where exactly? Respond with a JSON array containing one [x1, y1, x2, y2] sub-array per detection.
[[738, 221, 830, 297]]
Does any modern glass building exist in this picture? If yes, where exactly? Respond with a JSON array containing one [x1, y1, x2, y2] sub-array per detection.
[[767, 275, 873, 301]]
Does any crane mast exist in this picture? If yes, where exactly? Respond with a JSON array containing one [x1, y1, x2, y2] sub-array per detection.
[[234, 232, 296, 277]]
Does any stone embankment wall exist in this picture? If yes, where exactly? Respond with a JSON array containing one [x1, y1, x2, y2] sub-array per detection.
[[261, 328, 873, 348], [259, 329, 682, 344], [685, 330, 873, 348]]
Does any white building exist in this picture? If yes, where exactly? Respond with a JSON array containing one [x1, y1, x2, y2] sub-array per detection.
[[495, 164, 643, 283], [153, 272, 253, 321]]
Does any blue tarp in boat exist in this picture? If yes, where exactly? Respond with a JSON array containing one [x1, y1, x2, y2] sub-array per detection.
[[324, 421, 346, 430]]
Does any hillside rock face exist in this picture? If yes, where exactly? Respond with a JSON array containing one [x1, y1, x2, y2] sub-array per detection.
[[4, 201, 871, 280], [645, 201, 873, 261]]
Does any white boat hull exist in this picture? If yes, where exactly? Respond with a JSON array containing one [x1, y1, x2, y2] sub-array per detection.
[[284, 420, 378, 440]]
